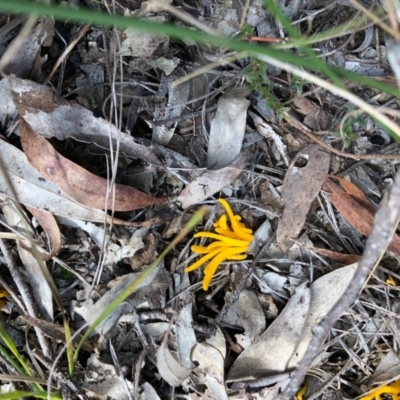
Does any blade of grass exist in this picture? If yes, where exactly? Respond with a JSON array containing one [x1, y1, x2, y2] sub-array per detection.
[[0, 324, 43, 391], [257, 52, 400, 140], [262, 0, 344, 90], [72, 207, 206, 363], [0, 0, 398, 98], [0, 391, 62, 400]]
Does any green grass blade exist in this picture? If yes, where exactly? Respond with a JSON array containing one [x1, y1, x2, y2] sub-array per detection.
[[263, 0, 344, 90], [0, 322, 43, 391], [0, 391, 62, 400], [0, 0, 396, 98]]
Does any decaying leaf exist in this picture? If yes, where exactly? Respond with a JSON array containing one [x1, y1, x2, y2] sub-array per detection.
[[207, 88, 250, 170], [227, 282, 311, 383], [178, 148, 252, 209], [287, 263, 357, 369], [3, 76, 162, 166], [192, 342, 229, 400], [0, 139, 138, 225], [220, 289, 266, 350], [277, 144, 331, 252], [26, 206, 61, 259], [228, 264, 357, 384], [83, 355, 134, 400], [302, 245, 361, 264], [19, 116, 167, 211], [156, 341, 193, 387], [323, 177, 400, 255]]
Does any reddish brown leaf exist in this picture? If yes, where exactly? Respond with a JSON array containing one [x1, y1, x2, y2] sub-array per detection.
[[19, 116, 167, 211], [323, 178, 400, 255], [327, 175, 376, 213], [303, 245, 361, 264], [26, 206, 61, 259]]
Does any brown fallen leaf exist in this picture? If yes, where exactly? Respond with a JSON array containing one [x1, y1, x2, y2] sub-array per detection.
[[277, 144, 331, 252], [302, 245, 361, 264], [327, 175, 376, 213], [323, 177, 400, 255], [26, 206, 61, 259], [19, 116, 167, 211]]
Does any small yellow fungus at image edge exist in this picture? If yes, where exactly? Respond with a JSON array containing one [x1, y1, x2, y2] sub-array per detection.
[[185, 199, 254, 291], [0, 289, 8, 309], [359, 379, 400, 400]]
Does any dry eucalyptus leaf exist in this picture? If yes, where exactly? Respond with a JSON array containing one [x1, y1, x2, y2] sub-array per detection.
[[220, 289, 266, 350], [207, 88, 250, 170], [19, 116, 167, 211], [0, 139, 136, 225], [192, 342, 229, 400], [178, 148, 252, 209], [26, 206, 61, 259], [277, 144, 330, 252], [323, 177, 400, 255], [227, 282, 311, 383], [287, 263, 357, 369], [156, 341, 193, 387], [83, 355, 134, 400]]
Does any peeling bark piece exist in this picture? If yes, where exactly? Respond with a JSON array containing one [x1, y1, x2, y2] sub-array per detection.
[[277, 144, 330, 252], [207, 88, 250, 170], [5, 76, 163, 167], [19, 116, 167, 211]]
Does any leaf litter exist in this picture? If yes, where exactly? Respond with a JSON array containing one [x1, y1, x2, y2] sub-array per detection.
[[1, 2, 400, 400]]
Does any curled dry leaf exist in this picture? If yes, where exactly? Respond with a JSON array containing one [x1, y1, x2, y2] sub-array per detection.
[[156, 341, 193, 387], [323, 177, 400, 255], [19, 116, 167, 211], [26, 206, 61, 259], [277, 144, 330, 252]]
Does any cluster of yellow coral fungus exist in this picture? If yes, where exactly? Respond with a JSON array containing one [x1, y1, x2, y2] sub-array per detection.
[[360, 379, 400, 400], [185, 199, 254, 291]]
